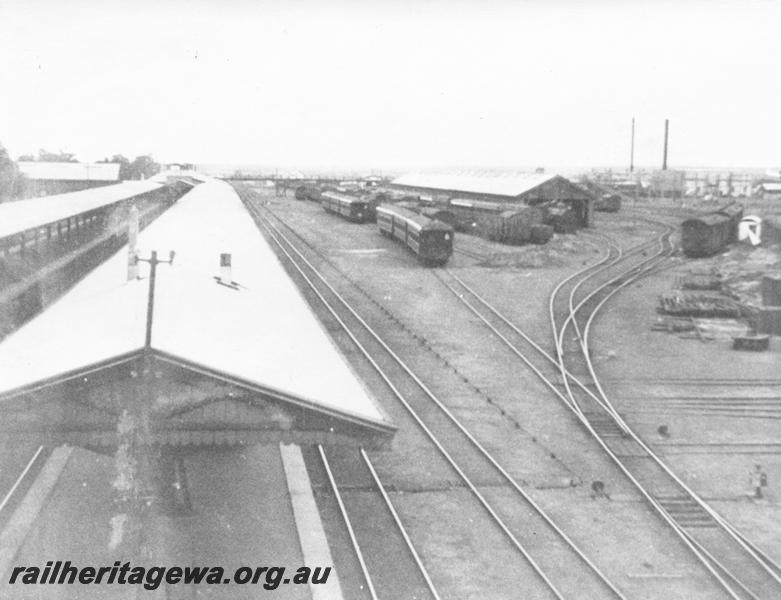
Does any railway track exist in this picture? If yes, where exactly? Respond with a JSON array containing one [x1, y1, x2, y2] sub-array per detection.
[[307, 445, 441, 600], [233, 184, 630, 600], [0, 446, 48, 528], [436, 218, 781, 600]]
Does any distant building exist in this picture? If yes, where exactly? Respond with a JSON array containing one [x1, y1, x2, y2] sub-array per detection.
[[755, 182, 781, 199], [649, 170, 686, 199], [17, 162, 121, 196]]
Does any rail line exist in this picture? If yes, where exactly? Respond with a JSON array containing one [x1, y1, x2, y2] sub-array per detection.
[[232, 184, 629, 600], [436, 217, 781, 600], [0, 446, 47, 526], [313, 444, 441, 600]]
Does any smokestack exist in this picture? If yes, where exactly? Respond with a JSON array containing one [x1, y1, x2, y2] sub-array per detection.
[[127, 205, 139, 280], [630, 117, 635, 173], [220, 253, 232, 284], [662, 119, 669, 170]]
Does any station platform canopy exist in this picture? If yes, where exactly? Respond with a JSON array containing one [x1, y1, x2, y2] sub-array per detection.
[[0, 179, 395, 449], [0, 179, 166, 241]]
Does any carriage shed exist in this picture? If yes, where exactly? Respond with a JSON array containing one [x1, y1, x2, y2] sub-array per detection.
[[390, 172, 593, 228], [0, 178, 395, 450]]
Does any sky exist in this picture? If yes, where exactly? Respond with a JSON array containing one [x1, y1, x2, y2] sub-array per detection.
[[0, 0, 779, 171]]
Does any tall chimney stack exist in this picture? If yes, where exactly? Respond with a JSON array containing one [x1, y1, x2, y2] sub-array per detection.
[[630, 117, 635, 173], [662, 119, 669, 170]]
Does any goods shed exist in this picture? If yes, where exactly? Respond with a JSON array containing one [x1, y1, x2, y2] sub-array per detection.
[[391, 172, 592, 228]]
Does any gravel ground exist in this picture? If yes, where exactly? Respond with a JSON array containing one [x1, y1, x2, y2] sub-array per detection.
[[592, 235, 781, 556], [252, 187, 735, 600]]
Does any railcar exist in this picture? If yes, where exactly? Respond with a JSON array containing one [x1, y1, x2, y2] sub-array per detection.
[[376, 204, 453, 265], [594, 193, 622, 212], [320, 191, 371, 223]]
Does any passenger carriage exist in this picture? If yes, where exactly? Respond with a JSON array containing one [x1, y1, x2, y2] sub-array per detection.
[[376, 205, 453, 265], [320, 191, 371, 223]]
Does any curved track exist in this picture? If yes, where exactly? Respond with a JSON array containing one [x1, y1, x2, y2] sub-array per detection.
[[233, 184, 629, 600], [437, 216, 781, 600]]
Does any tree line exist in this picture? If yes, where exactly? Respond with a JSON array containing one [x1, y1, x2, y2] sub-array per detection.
[[0, 143, 162, 201]]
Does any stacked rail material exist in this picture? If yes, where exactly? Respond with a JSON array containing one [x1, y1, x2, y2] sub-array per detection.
[[594, 193, 622, 212], [320, 191, 371, 223], [658, 293, 749, 318], [376, 204, 454, 265], [679, 271, 723, 291], [681, 202, 744, 257]]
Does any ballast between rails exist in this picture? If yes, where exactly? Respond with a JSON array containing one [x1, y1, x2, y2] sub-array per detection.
[[232, 184, 628, 600], [437, 219, 780, 599], [566, 232, 781, 595]]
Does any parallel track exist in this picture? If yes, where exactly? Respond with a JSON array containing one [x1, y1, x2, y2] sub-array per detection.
[[233, 184, 628, 600]]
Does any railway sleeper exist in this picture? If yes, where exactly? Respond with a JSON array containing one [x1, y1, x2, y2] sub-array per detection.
[[656, 496, 716, 528]]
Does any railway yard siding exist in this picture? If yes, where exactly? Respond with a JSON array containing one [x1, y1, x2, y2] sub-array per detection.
[[2, 177, 779, 600], [239, 185, 749, 599]]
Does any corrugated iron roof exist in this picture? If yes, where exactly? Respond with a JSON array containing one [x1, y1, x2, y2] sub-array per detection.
[[391, 172, 557, 198], [0, 179, 393, 432], [17, 161, 121, 181]]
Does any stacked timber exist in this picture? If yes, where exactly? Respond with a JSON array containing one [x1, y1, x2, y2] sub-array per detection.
[[657, 293, 749, 319]]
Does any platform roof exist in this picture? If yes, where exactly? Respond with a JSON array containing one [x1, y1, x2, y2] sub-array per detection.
[[0, 179, 392, 433], [0, 179, 165, 240], [392, 172, 557, 198], [17, 161, 121, 181]]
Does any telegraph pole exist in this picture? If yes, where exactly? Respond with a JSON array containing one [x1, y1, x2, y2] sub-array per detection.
[[127, 250, 175, 586]]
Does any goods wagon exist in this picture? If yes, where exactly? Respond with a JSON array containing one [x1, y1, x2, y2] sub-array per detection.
[[478, 208, 548, 245], [320, 191, 371, 223], [294, 185, 321, 202], [448, 199, 548, 244], [595, 193, 621, 212], [681, 203, 743, 257], [529, 224, 554, 244], [376, 204, 454, 265]]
